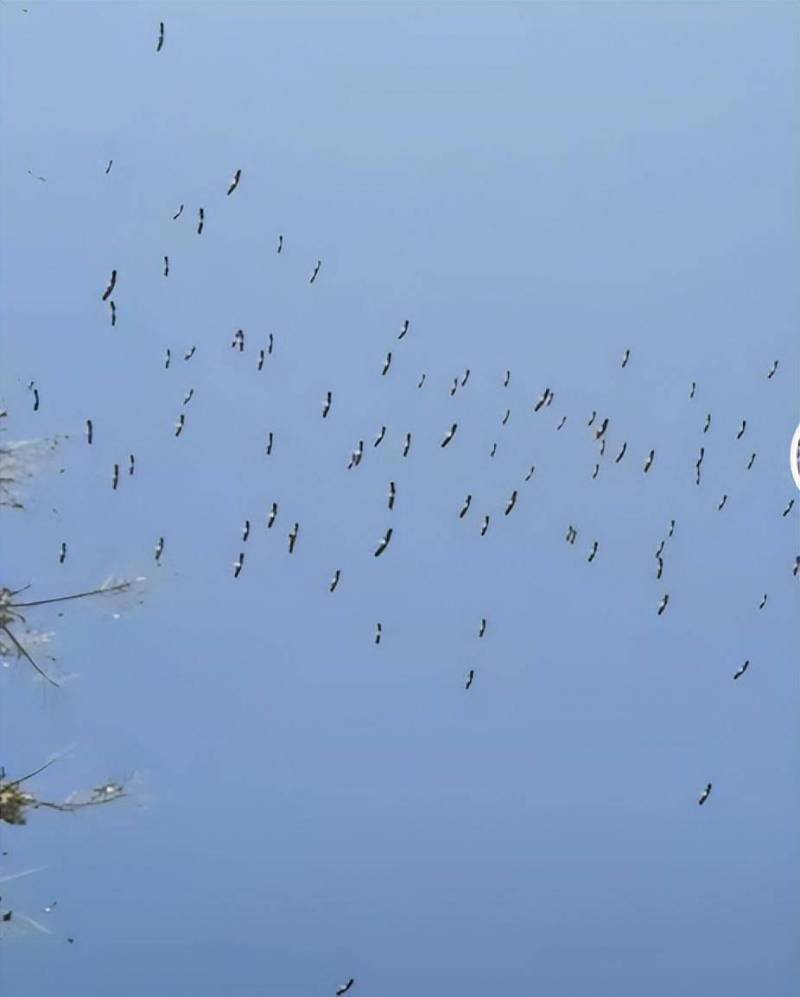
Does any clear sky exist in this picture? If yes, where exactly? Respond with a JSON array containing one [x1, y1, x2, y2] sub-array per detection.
[[1, 2, 798, 995]]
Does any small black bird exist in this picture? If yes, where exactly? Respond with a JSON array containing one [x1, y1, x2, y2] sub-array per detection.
[[336, 980, 355, 996], [112, 463, 119, 490], [440, 423, 458, 448], [398, 320, 410, 340], [267, 503, 277, 529], [288, 523, 299, 553], [374, 528, 393, 558], [184, 346, 196, 361], [503, 370, 511, 387], [759, 593, 768, 609], [197, 208, 204, 235], [592, 463, 600, 479], [504, 490, 517, 515], [381, 352, 392, 376], [767, 360, 779, 379], [59, 542, 67, 564], [717, 494, 727, 511], [643, 449, 655, 473], [533, 388, 551, 412], [480, 515, 490, 536], [183, 388, 194, 406], [595, 417, 609, 441], [657, 593, 669, 615], [309, 260, 322, 284], [2, 911, 11, 923], [733, 660, 750, 680], [587, 541, 598, 563], [525, 465, 535, 481], [656, 556, 663, 580], [86, 419, 93, 444], [348, 441, 363, 469], [165, 349, 171, 369], [388, 481, 396, 510], [746, 452, 756, 470], [556, 416, 566, 431], [258, 350, 265, 370], [465, 670, 475, 690], [703, 413, 711, 433], [175, 414, 185, 437], [373, 425, 386, 447], [587, 411, 596, 427], [322, 392, 332, 418], [655, 540, 665, 559], [621, 348, 630, 368], [242, 520, 250, 542], [172, 204, 184, 220], [736, 420, 746, 440], [101, 269, 116, 301], [109, 300, 116, 326], [266, 432, 273, 456], [374, 623, 382, 645], [417, 373, 426, 389], [155, 537, 164, 563], [501, 409, 511, 426], [697, 783, 712, 806], [459, 494, 472, 518], [461, 368, 470, 387], [129, 454, 135, 476], [489, 442, 497, 457], [231, 329, 245, 352], [614, 442, 627, 463], [104, 159, 113, 175], [329, 569, 341, 593], [226, 169, 242, 196], [233, 552, 244, 578], [668, 519, 676, 537], [478, 618, 486, 638], [599, 439, 606, 456], [782, 499, 794, 517], [449, 377, 458, 397], [268, 333, 274, 355], [402, 433, 411, 457], [163, 256, 169, 277], [689, 381, 696, 399], [156, 20, 164, 51]]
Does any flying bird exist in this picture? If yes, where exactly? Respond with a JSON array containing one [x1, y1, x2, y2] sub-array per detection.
[[59, 543, 66, 564], [478, 618, 486, 638], [155, 537, 164, 563], [565, 525, 577, 545], [594, 417, 609, 441], [27, 169, 47, 182], [465, 669, 475, 690], [398, 320, 410, 340], [480, 515, 490, 536], [489, 442, 497, 457], [767, 360, 778, 379], [184, 346, 196, 360], [322, 392, 332, 418], [231, 329, 244, 352], [703, 413, 711, 433], [109, 300, 116, 326], [163, 256, 169, 277], [266, 432, 273, 456], [104, 159, 113, 175], [288, 523, 299, 553], [175, 414, 185, 437], [402, 433, 411, 457], [258, 350, 265, 370], [689, 381, 696, 398], [417, 373, 426, 388], [746, 452, 756, 470], [717, 494, 727, 511], [156, 21, 164, 51], [347, 440, 364, 469], [736, 420, 746, 440], [795, 556, 800, 578], [197, 208, 204, 235], [782, 499, 794, 517], [440, 423, 458, 447], [643, 449, 655, 472], [329, 570, 341, 593], [503, 370, 511, 387], [621, 348, 630, 368], [172, 204, 184, 220], [501, 409, 511, 425], [588, 541, 598, 563], [226, 169, 242, 196], [655, 540, 665, 559], [733, 660, 750, 680], [374, 528, 393, 558], [267, 503, 277, 529], [599, 439, 606, 456], [656, 556, 663, 580], [336, 980, 355, 996], [128, 454, 135, 476], [267, 333, 274, 355], [387, 481, 396, 510], [587, 411, 596, 427], [309, 260, 321, 284], [449, 377, 458, 397], [374, 623, 382, 645], [525, 465, 535, 481], [373, 425, 386, 447], [657, 593, 669, 615], [533, 388, 551, 412], [242, 520, 250, 542], [592, 463, 600, 479], [697, 783, 712, 806], [614, 442, 627, 463], [101, 269, 116, 301], [556, 416, 566, 431], [183, 388, 194, 406], [112, 464, 119, 490], [461, 369, 470, 387], [165, 349, 171, 368], [233, 553, 244, 578], [381, 352, 392, 376], [86, 419, 93, 445], [668, 519, 676, 537], [504, 490, 517, 515], [459, 494, 472, 518]]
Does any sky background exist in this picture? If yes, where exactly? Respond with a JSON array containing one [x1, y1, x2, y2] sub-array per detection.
[[1, 2, 798, 995]]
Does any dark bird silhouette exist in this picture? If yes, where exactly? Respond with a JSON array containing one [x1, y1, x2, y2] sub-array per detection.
[[276, 234, 283, 253], [533, 388, 551, 412], [668, 520, 676, 538], [104, 159, 113, 175], [184, 346, 196, 360], [156, 20, 164, 52], [746, 452, 756, 470], [402, 433, 411, 457], [86, 419, 93, 445], [373, 425, 386, 447], [504, 490, 517, 515], [489, 442, 497, 457], [165, 349, 171, 369], [109, 300, 116, 326], [594, 417, 609, 441], [27, 169, 47, 182], [599, 439, 606, 456], [587, 411, 596, 427], [101, 270, 116, 301], [465, 670, 475, 691], [480, 515, 490, 536], [643, 449, 655, 472], [266, 432, 273, 456], [656, 556, 663, 580], [478, 618, 486, 638], [347, 440, 363, 469], [459, 494, 472, 518], [417, 373, 426, 389], [268, 333, 274, 355], [449, 377, 458, 397], [336, 980, 355, 996], [242, 520, 250, 542], [398, 320, 410, 340], [592, 463, 600, 479], [288, 523, 299, 553], [163, 256, 169, 277], [387, 481, 396, 510], [697, 783, 712, 805], [231, 329, 244, 352], [2, 912, 11, 923], [226, 169, 242, 196], [183, 388, 194, 406], [175, 414, 185, 437], [767, 360, 779, 379], [782, 499, 794, 517], [197, 208, 204, 235], [556, 416, 566, 431], [374, 528, 393, 558], [525, 465, 535, 481], [689, 381, 696, 398], [329, 570, 341, 593], [588, 541, 598, 563], [172, 204, 183, 221], [155, 537, 164, 563], [461, 369, 470, 387], [657, 593, 669, 615], [501, 409, 511, 426], [112, 464, 119, 490], [794, 556, 799, 578], [703, 413, 711, 433], [621, 348, 630, 368], [59, 543, 66, 564], [258, 349, 265, 370], [736, 420, 746, 440], [565, 525, 577, 545], [309, 260, 321, 284], [374, 623, 382, 645], [381, 352, 392, 376], [267, 503, 277, 529], [503, 370, 511, 387], [233, 553, 244, 578], [440, 423, 458, 448], [129, 454, 135, 476], [655, 540, 665, 559], [718, 494, 727, 511], [758, 594, 768, 609], [733, 660, 750, 680], [322, 392, 332, 418], [614, 442, 627, 464]]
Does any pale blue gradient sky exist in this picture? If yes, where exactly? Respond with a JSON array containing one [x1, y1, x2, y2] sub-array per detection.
[[1, 3, 798, 995]]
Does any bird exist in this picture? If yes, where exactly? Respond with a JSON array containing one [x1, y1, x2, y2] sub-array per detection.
[[736, 420, 746, 440], [112, 464, 119, 490], [656, 556, 663, 579], [767, 360, 779, 379], [565, 525, 577, 545], [109, 300, 116, 326], [322, 392, 332, 418], [183, 388, 194, 406], [697, 783, 712, 805], [226, 169, 242, 196], [759, 593, 768, 609], [449, 377, 458, 397], [657, 593, 669, 615], [621, 348, 630, 368], [746, 452, 756, 470], [336, 980, 355, 996], [155, 537, 164, 563], [556, 416, 566, 431], [782, 499, 794, 517], [347, 440, 363, 469], [703, 413, 711, 433], [164, 349, 171, 369], [655, 540, 665, 559], [398, 320, 410, 340], [717, 494, 727, 511], [27, 169, 47, 182], [381, 352, 392, 376], [288, 523, 299, 553], [309, 260, 321, 284], [2, 911, 11, 923], [387, 481, 396, 510], [733, 660, 750, 680], [184, 346, 196, 360], [128, 454, 135, 476], [525, 465, 535, 481], [86, 419, 93, 445], [417, 373, 426, 388], [402, 433, 411, 457], [233, 553, 245, 578], [643, 449, 655, 472], [374, 623, 382, 645], [489, 442, 497, 457], [480, 515, 490, 536], [689, 381, 696, 398], [503, 370, 511, 387], [267, 333, 274, 355], [588, 541, 598, 563], [258, 350, 265, 370], [465, 669, 475, 690], [267, 503, 277, 529], [172, 204, 184, 220], [504, 490, 517, 515], [266, 433, 274, 456], [795, 556, 800, 578], [242, 520, 250, 542], [501, 409, 511, 426], [104, 158, 113, 175], [373, 425, 386, 447], [163, 256, 169, 277], [592, 463, 600, 479], [197, 208, 204, 235], [156, 20, 164, 51], [459, 494, 472, 518], [329, 570, 341, 593], [478, 618, 486, 637], [231, 329, 245, 352], [614, 442, 627, 463], [461, 368, 470, 387], [101, 269, 116, 301], [599, 439, 606, 456], [440, 423, 458, 447], [276, 234, 283, 253], [533, 388, 551, 412], [43, 903, 57, 913], [175, 414, 185, 437], [668, 519, 676, 538], [59, 543, 66, 564], [587, 411, 596, 427], [374, 528, 393, 558], [594, 417, 609, 441]]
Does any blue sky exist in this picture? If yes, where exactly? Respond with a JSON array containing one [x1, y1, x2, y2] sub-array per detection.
[[1, 2, 798, 995]]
